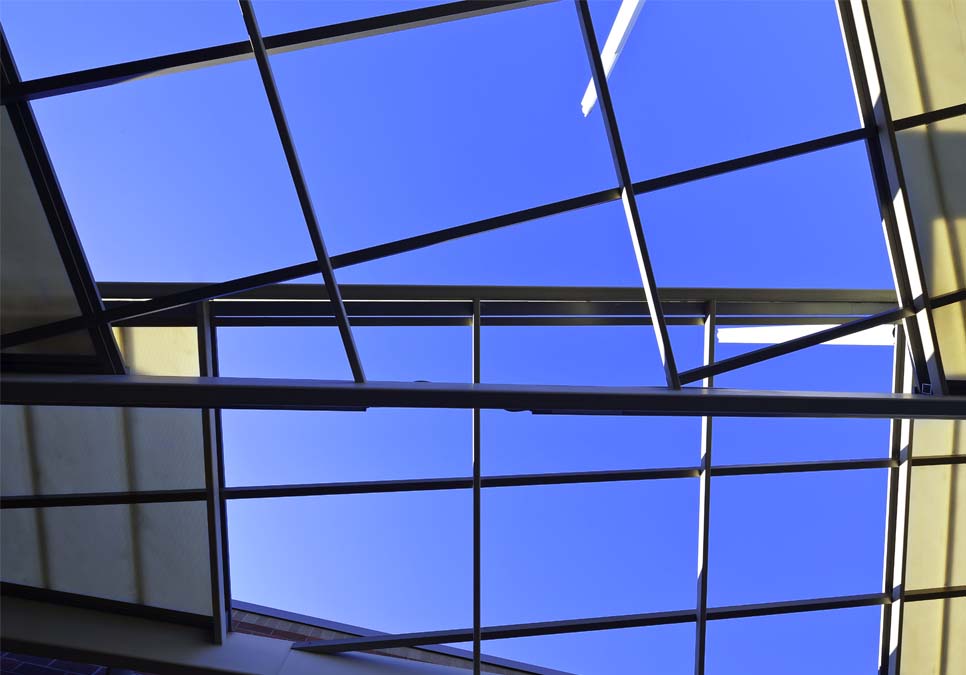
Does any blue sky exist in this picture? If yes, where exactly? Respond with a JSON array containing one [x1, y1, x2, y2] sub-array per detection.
[[2, 1, 898, 672]]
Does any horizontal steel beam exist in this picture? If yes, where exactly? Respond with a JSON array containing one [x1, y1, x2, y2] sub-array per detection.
[[103, 283, 901, 304], [8, 454, 962, 510], [295, 592, 898, 653], [3, 374, 965, 419]]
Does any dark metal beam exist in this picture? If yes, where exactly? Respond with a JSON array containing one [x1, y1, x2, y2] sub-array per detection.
[[197, 303, 229, 644], [4, 373, 965, 419], [9, 457, 931, 510], [294, 592, 901, 653], [837, 0, 947, 395], [694, 303, 714, 675], [682, 306, 908, 385], [679, 288, 965, 386], [472, 298, 482, 675], [0, 29, 125, 375], [238, 0, 364, 383], [0, 1, 549, 105], [904, 585, 966, 603], [575, 0, 679, 388]]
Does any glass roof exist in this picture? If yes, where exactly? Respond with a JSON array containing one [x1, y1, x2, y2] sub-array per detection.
[[1, 1, 964, 674]]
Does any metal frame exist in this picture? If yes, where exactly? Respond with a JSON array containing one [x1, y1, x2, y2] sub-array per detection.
[[2, 0, 965, 671], [7, 455, 966, 512]]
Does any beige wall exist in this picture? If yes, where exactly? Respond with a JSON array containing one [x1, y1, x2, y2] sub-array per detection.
[[0, 327, 211, 615]]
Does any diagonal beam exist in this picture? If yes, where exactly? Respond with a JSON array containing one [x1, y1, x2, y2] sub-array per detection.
[[574, 0, 680, 388], [836, 0, 947, 395], [694, 302, 715, 675], [0, 1, 550, 105], [237, 0, 364, 382], [0, 29, 125, 374], [678, 288, 965, 386]]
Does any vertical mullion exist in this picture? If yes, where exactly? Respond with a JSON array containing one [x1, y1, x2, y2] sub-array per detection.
[[694, 302, 715, 675], [207, 310, 233, 623], [835, 0, 946, 395], [573, 0, 680, 389], [880, 326, 914, 674], [197, 301, 229, 643], [237, 0, 366, 383], [472, 298, 482, 675]]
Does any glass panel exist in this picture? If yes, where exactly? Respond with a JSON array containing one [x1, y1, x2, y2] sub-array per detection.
[[30, 61, 313, 283], [227, 492, 470, 633], [711, 344, 893, 464], [1, 501, 211, 615], [481, 325, 701, 473], [483, 410, 698, 474], [603, 1, 858, 178], [217, 325, 468, 381], [867, 2, 966, 120], [901, 597, 966, 675], [269, 0, 615, 256], [709, 470, 887, 606], [706, 606, 880, 675], [252, 0, 449, 34], [906, 463, 965, 590], [483, 480, 696, 624], [1, 405, 205, 495], [479, 624, 694, 675], [222, 409, 469, 486], [0, 0, 247, 80], [338, 200, 642, 287], [483, 325, 700, 387], [638, 142, 891, 289], [218, 326, 471, 485]]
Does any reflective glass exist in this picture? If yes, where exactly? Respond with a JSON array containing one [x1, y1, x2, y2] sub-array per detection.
[[706, 606, 880, 675], [31, 61, 313, 283], [483, 480, 696, 624], [228, 492, 470, 633], [269, 1, 615, 256], [709, 470, 887, 606]]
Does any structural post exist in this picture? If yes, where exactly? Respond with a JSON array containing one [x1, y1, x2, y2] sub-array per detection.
[[472, 298, 482, 675], [836, 0, 946, 396], [197, 302, 230, 643], [879, 326, 913, 674], [694, 302, 715, 674]]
